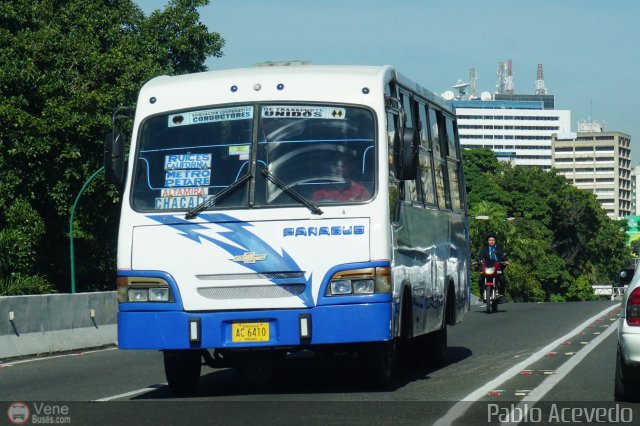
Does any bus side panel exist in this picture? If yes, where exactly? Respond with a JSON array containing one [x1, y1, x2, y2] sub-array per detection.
[[391, 204, 451, 339], [451, 211, 470, 324], [391, 209, 469, 338]]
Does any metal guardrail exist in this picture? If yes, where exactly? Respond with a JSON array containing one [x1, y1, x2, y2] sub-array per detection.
[[592, 285, 627, 300]]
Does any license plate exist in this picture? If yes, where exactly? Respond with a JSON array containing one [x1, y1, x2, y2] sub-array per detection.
[[232, 322, 269, 342]]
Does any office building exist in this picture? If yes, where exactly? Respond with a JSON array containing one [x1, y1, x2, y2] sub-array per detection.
[[551, 124, 632, 219], [454, 99, 571, 170], [632, 166, 640, 215]]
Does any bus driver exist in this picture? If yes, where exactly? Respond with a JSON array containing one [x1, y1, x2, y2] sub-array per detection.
[[310, 155, 371, 202]]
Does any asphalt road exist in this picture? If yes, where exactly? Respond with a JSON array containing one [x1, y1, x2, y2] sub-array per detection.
[[2, 300, 639, 425]]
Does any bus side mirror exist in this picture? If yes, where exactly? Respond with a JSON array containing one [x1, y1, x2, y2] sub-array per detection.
[[104, 132, 126, 187], [393, 127, 417, 181], [619, 268, 635, 285]]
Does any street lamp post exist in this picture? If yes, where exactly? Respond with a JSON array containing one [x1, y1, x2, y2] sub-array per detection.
[[69, 166, 104, 294]]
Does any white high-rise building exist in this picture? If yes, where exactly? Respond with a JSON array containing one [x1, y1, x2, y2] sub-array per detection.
[[632, 166, 640, 215], [454, 99, 571, 170]]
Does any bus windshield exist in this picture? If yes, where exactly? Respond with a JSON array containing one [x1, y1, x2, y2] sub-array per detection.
[[131, 104, 376, 212]]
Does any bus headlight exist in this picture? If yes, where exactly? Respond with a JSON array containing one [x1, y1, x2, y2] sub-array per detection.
[[128, 288, 149, 302], [117, 277, 173, 303], [326, 267, 391, 296], [149, 287, 170, 302], [353, 279, 374, 294], [330, 280, 352, 295]]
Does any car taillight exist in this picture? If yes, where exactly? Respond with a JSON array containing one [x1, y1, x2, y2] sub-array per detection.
[[627, 288, 640, 326]]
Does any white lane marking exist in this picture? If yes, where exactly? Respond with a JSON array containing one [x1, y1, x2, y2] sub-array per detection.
[[1, 346, 165, 401], [94, 383, 167, 401], [0, 347, 118, 367], [500, 321, 617, 426], [432, 303, 619, 426]]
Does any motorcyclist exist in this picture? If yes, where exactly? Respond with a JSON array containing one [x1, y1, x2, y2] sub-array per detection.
[[477, 232, 508, 302]]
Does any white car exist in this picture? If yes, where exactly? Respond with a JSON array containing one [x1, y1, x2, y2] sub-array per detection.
[[615, 267, 640, 401]]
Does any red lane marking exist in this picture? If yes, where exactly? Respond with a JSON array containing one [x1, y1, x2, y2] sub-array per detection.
[[547, 352, 558, 356]]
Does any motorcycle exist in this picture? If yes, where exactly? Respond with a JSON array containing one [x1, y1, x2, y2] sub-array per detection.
[[478, 259, 507, 314]]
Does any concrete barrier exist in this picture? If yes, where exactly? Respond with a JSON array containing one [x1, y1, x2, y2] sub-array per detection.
[[0, 292, 118, 360]]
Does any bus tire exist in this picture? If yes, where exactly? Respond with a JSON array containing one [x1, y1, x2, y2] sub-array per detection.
[[420, 321, 448, 368], [362, 341, 395, 387], [397, 289, 421, 369], [163, 349, 202, 395]]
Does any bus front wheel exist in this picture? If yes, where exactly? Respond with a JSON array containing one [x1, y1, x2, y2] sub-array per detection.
[[163, 349, 202, 395], [362, 341, 395, 387]]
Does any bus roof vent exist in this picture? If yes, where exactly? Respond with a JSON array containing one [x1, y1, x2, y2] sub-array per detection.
[[252, 60, 313, 67]]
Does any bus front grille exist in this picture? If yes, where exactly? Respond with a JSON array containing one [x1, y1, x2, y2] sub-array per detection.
[[196, 284, 306, 300]]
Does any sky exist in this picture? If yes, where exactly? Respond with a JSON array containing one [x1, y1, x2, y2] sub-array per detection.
[[136, 0, 640, 164]]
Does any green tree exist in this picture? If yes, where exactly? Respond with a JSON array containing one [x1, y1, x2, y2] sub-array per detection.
[[462, 148, 632, 302], [630, 238, 640, 258], [500, 166, 562, 226], [564, 274, 597, 301], [460, 148, 506, 206], [0, 0, 224, 293], [503, 262, 545, 302]]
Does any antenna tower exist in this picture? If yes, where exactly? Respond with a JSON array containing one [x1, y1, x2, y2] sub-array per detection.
[[505, 59, 514, 94], [468, 68, 478, 99], [535, 63, 547, 95], [496, 61, 506, 94]]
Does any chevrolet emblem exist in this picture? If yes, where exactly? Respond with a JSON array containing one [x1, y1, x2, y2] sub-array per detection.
[[233, 252, 267, 264]]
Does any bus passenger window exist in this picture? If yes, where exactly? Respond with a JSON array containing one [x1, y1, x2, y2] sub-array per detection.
[[420, 151, 436, 206], [429, 108, 451, 209], [434, 160, 450, 209], [445, 117, 457, 159], [448, 159, 461, 210], [418, 104, 435, 206], [386, 110, 400, 218]]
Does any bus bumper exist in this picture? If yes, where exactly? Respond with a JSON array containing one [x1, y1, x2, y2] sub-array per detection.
[[117, 302, 392, 349]]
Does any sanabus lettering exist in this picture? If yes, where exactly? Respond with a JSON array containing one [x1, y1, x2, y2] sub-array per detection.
[[283, 225, 365, 237]]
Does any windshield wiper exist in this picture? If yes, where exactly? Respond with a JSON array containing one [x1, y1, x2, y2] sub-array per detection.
[[261, 168, 323, 215], [185, 173, 253, 220]]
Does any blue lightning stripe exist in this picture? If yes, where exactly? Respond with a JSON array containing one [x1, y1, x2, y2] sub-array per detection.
[[147, 213, 313, 305]]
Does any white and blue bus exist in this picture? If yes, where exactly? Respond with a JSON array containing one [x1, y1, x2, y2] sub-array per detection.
[[105, 63, 470, 392]]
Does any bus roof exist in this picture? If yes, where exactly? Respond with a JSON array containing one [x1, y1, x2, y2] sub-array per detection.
[[136, 64, 451, 115]]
